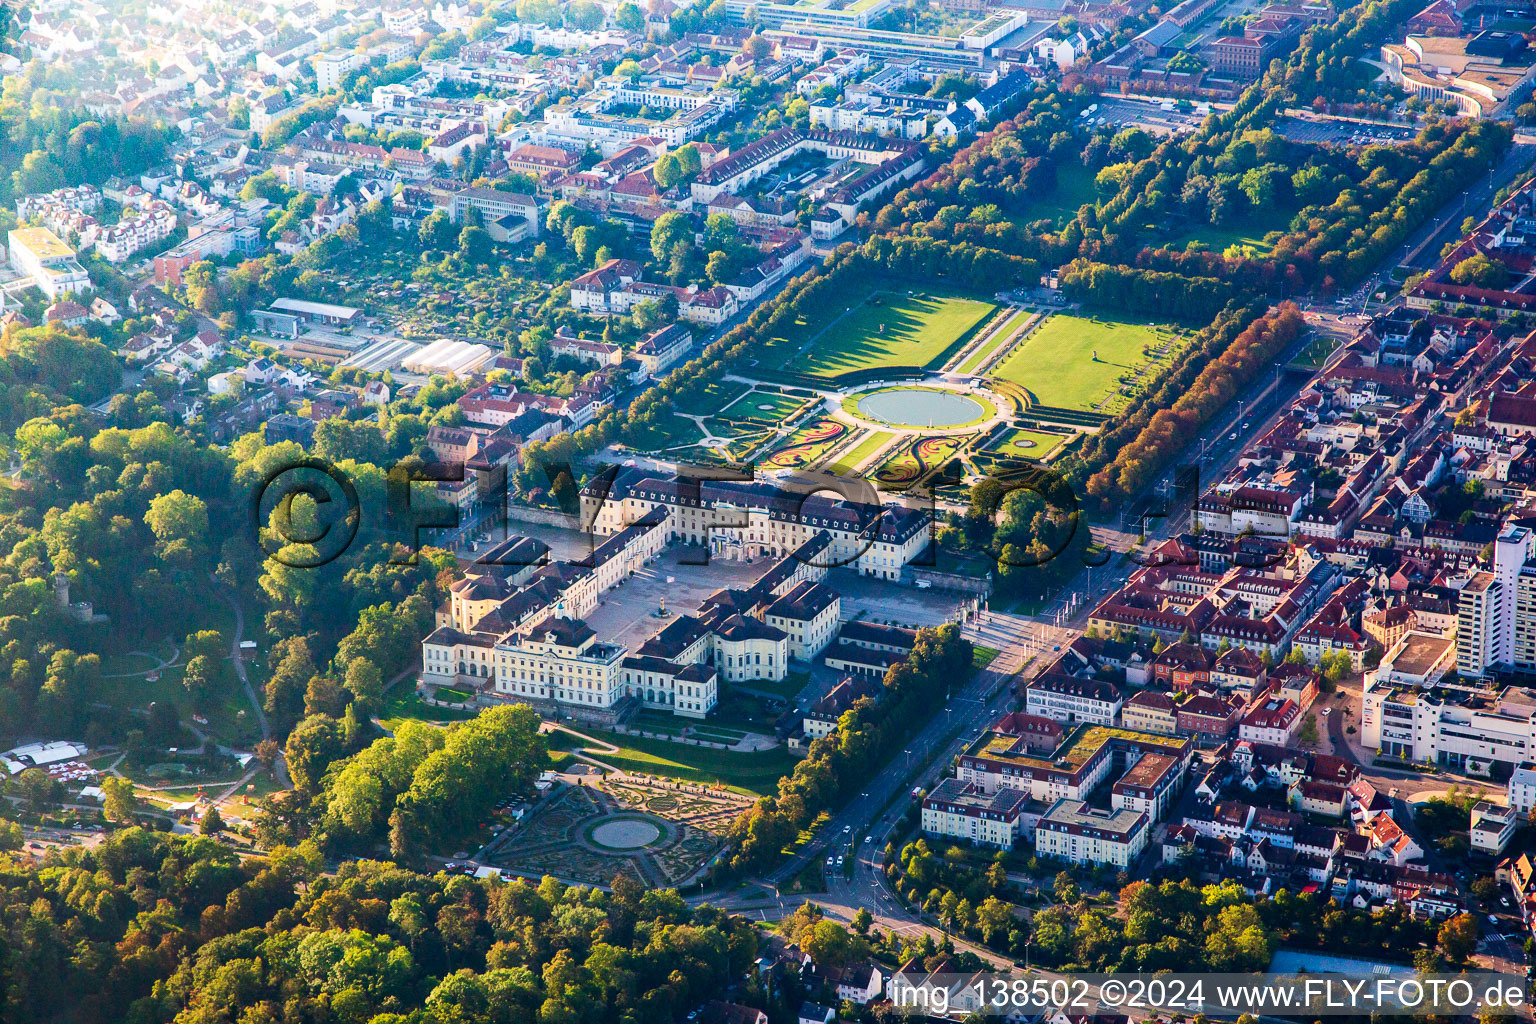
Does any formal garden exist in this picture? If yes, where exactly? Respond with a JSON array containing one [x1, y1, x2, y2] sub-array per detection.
[[484, 782, 727, 889]]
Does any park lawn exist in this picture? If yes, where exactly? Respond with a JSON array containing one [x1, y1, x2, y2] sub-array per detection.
[[702, 416, 769, 439], [990, 314, 1175, 412], [718, 389, 808, 425], [379, 692, 478, 732], [675, 378, 749, 417], [100, 651, 161, 677], [735, 671, 809, 701], [991, 427, 1068, 459], [790, 287, 998, 378], [1169, 222, 1279, 256], [625, 411, 705, 453], [957, 308, 1029, 375], [95, 632, 264, 749], [1296, 335, 1341, 369], [1030, 171, 1099, 229], [826, 430, 894, 474], [572, 730, 799, 797]]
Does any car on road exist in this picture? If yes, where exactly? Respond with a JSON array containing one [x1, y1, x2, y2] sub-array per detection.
[[836, 855, 844, 868], [1490, 914, 1500, 925], [865, 835, 873, 844], [826, 855, 834, 866]]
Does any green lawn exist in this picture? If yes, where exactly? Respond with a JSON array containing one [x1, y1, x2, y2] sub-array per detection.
[[1295, 335, 1340, 369], [675, 379, 749, 417], [734, 671, 809, 701], [570, 730, 799, 797], [1031, 171, 1099, 230], [718, 389, 808, 425], [957, 308, 1029, 375], [990, 314, 1178, 413], [789, 287, 998, 378], [990, 427, 1068, 459], [379, 692, 478, 732], [1168, 222, 1278, 255], [625, 411, 705, 453], [826, 430, 894, 474], [702, 416, 769, 440]]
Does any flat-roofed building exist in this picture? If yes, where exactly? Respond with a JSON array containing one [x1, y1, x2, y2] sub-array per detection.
[[957, 721, 1193, 805], [1470, 801, 1515, 856], [7, 227, 89, 299], [1509, 761, 1536, 817], [1363, 677, 1536, 772], [921, 778, 1030, 849], [1035, 798, 1149, 867], [270, 296, 363, 326]]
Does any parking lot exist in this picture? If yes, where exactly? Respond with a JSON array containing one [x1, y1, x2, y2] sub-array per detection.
[[1277, 115, 1419, 146], [1090, 97, 1210, 136]]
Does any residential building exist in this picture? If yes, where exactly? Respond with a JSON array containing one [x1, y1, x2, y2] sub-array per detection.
[[921, 778, 1031, 848], [1035, 798, 1150, 867]]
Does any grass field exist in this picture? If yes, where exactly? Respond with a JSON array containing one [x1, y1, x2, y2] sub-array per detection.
[[957, 309, 1030, 375], [788, 287, 998, 378], [675, 379, 749, 417], [379, 692, 478, 732], [990, 314, 1179, 413], [1295, 335, 1341, 369], [1168, 222, 1279, 255], [626, 411, 705, 453], [718, 389, 808, 425], [990, 427, 1068, 460], [826, 429, 894, 474], [1030, 171, 1098, 229], [572, 730, 798, 797]]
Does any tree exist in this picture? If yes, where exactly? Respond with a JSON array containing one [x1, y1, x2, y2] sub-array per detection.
[[254, 738, 281, 778], [183, 654, 220, 704], [183, 260, 222, 313], [458, 225, 493, 264], [418, 210, 456, 251], [744, 33, 772, 61], [199, 805, 224, 834], [265, 637, 317, 729], [515, 0, 560, 23], [653, 152, 682, 191], [1438, 912, 1479, 962], [1449, 253, 1507, 289], [101, 776, 139, 824], [649, 211, 692, 264], [977, 896, 1013, 944], [615, 2, 645, 31], [565, 0, 604, 29], [285, 714, 345, 794], [344, 658, 384, 712], [144, 490, 209, 569]]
